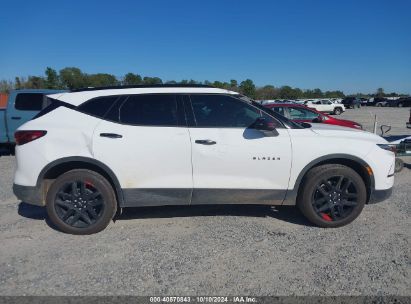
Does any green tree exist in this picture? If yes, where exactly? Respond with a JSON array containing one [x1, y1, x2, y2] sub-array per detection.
[[279, 86, 298, 99], [45, 67, 60, 89], [324, 90, 345, 98], [59, 67, 87, 89], [86, 73, 118, 87], [143, 77, 163, 85], [239, 79, 256, 98], [376, 87, 385, 97], [26, 76, 46, 89], [256, 85, 279, 100], [312, 88, 323, 98], [212, 81, 224, 88], [0, 80, 13, 93], [15, 77, 22, 89], [230, 79, 238, 89], [123, 73, 142, 85]]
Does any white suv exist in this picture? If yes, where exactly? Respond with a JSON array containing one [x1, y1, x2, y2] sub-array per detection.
[[305, 99, 345, 115], [13, 85, 394, 234]]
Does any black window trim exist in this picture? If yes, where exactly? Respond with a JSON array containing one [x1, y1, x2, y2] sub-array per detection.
[[32, 98, 77, 120]]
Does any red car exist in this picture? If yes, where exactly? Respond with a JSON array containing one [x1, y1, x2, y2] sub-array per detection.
[[264, 103, 363, 129]]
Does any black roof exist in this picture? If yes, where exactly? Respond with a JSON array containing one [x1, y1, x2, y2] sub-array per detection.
[[70, 84, 214, 92]]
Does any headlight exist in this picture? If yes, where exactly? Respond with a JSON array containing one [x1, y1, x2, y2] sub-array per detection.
[[377, 144, 396, 154]]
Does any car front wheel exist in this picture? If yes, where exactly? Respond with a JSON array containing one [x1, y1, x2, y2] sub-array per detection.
[[333, 107, 342, 115], [46, 169, 117, 234], [297, 164, 367, 228]]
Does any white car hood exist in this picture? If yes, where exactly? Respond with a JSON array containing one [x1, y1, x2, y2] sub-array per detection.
[[308, 123, 387, 144]]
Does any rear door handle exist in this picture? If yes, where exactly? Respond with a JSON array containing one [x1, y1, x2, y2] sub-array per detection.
[[195, 139, 216, 145], [100, 133, 123, 139], [11, 117, 21, 120]]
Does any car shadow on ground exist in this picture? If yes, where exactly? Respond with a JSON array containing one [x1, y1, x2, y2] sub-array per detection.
[[0, 146, 14, 156], [119, 204, 313, 226], [17, 202, 313, 229]]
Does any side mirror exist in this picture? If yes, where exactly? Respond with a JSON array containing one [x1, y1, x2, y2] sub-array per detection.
[[312, 117, 322, 123], [251, 117, 279, 137]]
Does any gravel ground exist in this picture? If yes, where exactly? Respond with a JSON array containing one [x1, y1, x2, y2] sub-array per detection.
[[338, 106, 410, 136], [0, 107, 410, 296]]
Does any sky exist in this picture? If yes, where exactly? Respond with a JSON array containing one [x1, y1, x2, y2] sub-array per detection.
[[0, 0, 410, 94]]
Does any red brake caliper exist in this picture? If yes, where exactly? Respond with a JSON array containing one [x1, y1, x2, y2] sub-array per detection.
[[320, 213, 333, 222], [85, 181, 94, 188]]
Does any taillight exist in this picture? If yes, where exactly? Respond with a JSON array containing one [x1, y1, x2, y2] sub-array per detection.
[[15, 130, 47, 146]]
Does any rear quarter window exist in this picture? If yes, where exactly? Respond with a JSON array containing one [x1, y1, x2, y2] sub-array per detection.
[[77, 96, 121, 118]]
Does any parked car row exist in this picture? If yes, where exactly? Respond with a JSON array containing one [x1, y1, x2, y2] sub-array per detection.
[[260, 96, 411, 108], [388, 97, 411, 107], [264, 103, 362, 129]]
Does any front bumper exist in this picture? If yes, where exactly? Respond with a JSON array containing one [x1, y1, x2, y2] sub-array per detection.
[[13, 184, 45, 206], [368, 187, 393, 204]]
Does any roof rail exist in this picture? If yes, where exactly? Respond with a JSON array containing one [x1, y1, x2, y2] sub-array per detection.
[[70, 84, 214, 92]]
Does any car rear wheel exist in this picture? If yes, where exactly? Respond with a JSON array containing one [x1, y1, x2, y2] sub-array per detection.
[[398, 102, 403, 108], [333, 107, 342, 115], [46, 169, 117, 234], [297, 164, 366, 228]]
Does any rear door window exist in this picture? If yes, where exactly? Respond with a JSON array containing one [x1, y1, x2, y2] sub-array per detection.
[[118, 94, 179, 126], [15, 93, 46, 111]]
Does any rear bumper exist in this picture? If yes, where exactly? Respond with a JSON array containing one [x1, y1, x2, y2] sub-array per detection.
[[368, 187, 393, 204], [13, 184, 45, 206]]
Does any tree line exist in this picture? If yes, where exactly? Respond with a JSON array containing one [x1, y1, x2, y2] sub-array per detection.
[[0, 67, 405, 99]]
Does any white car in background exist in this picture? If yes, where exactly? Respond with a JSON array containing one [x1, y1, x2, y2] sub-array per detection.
[[305, 99, 345, 115], [13, 85, 394, 234]]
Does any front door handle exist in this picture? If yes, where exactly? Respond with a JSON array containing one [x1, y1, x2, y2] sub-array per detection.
[[11, 116, 21, 120], [100, 133, 123, 139], [195, 139, 216, 145]]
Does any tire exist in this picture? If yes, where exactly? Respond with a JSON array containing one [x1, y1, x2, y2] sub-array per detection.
[[376, 103, 382, 107], [46, 169, 117, 235], [333, 107, 342, 115], [398, 102, 403, 108], [297, 164, 367, 228], [395, 158, 404, 173]]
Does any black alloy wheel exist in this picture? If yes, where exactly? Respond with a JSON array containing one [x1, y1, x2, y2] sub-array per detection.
[[54, 181, 104, 228], [46, 169, 117, 234], [311, 176, 358, 222], [297, 164, 367, 228]]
